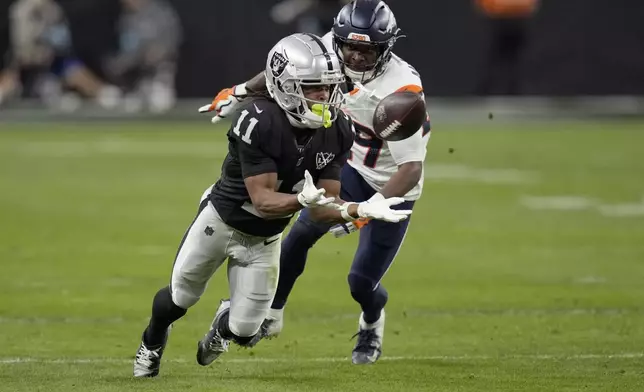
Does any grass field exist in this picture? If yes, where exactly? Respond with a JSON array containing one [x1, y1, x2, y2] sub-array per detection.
[[1, 120, 643, 391]]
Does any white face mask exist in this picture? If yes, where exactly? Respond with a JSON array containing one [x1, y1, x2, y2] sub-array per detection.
[[343, 66, 378, 84], [269, 77, 345, 129]]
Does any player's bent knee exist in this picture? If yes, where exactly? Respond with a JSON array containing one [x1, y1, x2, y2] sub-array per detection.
[[170, 283, 202, 309], [348, 272, 377, 298], [236, 265, 279, 302], [228, 297, 273, 338], [228, 315, 263, 339]]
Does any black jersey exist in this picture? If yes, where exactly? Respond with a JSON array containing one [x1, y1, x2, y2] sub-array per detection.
[[210, 97, 355, 237]]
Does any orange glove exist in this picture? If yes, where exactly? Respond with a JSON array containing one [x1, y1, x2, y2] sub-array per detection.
[[353, 218, 371, 229], [198, 83, 248, 124], [329, 218, 371, 238]]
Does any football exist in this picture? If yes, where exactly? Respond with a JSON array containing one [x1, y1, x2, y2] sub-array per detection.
[[372, 91, 426, 141]]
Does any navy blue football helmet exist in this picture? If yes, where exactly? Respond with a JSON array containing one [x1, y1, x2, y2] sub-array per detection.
[[332, 0, 402, 83]]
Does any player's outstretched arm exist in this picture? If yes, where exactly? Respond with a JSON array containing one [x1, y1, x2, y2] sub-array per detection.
[[310, 115, 412, 225], [378, 160, 423, 198], [309, 179, 412, 224], [245, 72, 269, 94], [308, 179, 360, 223], [380, 129, 426, 198], [245, 170, 336, 219], [244, 173, 303, 218], [198, 72, 268, 124]]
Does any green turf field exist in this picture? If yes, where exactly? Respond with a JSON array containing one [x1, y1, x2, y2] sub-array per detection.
[[1, 120, 643, 391]]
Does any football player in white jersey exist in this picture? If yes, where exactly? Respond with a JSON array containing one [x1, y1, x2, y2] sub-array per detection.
[[199, 0, 430, 364]]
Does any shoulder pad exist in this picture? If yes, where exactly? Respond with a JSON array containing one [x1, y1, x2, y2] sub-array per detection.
[[373, 55, 424, 97]]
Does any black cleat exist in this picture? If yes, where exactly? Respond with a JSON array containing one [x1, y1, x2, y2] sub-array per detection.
[[351, 311, 385, 365]]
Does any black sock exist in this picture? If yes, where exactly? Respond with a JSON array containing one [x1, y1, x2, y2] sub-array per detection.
[[362, 284, 388, 324], [143, 286, 187, 347], [216, 310, 234, 340], [348, 273, 389, 325], [215, 311, 257, 346]]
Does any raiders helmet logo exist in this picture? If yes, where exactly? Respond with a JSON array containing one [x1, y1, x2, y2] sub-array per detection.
[[270, 51, 288, 77]]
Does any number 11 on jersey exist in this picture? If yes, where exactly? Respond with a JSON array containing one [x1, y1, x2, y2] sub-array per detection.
[[232, 110, 258, 144]]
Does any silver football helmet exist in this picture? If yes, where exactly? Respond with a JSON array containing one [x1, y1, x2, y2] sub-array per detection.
[[265, 33, 345, 129]]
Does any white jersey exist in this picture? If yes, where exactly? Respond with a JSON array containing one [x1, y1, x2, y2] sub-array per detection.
[[322, 32, 431, 201]]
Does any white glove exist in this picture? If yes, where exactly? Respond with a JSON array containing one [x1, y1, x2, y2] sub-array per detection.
[[198, 83, 248, 124], [297, 170, 336, 208], [350, 193, 412, 223]]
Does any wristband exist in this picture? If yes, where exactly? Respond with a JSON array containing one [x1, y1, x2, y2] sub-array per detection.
[[340, 202, 357, 221]]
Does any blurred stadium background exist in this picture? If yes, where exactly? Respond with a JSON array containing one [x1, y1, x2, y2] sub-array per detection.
[[1, 1, 643, 391]]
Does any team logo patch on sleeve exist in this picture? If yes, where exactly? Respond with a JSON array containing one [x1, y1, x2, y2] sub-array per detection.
[[270, 52, 288, 77], [316, 152, 335, 169]]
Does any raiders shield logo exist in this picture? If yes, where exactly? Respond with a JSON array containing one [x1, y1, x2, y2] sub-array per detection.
[[270, 51, 288, 77], [316, 152, 335, 170]]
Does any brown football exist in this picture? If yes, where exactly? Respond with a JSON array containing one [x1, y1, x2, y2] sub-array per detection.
[[372, 91, 426, 141]]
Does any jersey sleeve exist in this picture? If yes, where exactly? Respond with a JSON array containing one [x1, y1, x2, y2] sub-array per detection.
[[388, 129, 427, 165], [319, 113, 355, 181], [389, 62, 424, 96], [229, 102, 279, 178]]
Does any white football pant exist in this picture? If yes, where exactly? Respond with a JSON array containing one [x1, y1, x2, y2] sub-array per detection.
[[170, 186, 281, 338]]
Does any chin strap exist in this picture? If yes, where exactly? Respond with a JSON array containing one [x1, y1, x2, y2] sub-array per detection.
[[286, 113, 308, 128]]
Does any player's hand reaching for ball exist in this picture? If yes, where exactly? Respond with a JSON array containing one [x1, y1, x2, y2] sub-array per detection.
[[332, 193, 412, 225], [357, 198, 411, 223], [297, 170, 336, 208], [356, 193, 411, 223], [198, 83, 248, 123]]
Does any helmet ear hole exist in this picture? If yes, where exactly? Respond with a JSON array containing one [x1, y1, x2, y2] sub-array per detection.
[[281, 80, 295, 93], [283, 80, 300, 110]]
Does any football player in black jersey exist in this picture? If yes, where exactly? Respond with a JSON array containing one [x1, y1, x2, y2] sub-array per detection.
[[200, 0, 422, 366], [133, 33, 412, 378]]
